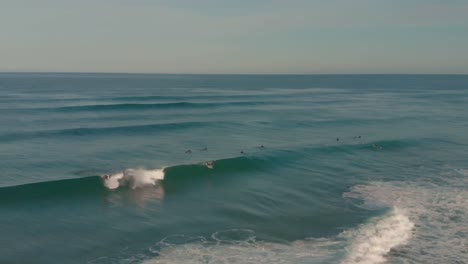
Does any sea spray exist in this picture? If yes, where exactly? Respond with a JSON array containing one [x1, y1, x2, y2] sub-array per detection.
[[103, 169, 165, 190], [341, 208, 414, 264]]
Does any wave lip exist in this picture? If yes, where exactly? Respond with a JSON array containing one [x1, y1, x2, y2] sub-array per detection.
[[341, 208, 414, 264]]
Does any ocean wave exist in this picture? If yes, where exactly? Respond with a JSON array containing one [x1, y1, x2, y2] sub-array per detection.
[[0, 156, 265, 204], [0, 121, 215, 142], [10, 101, 270, 112], [104, 94, 293, 102], [0, 176, 104, 204]]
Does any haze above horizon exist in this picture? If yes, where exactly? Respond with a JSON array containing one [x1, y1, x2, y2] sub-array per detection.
[[1, 0, 468, 74]]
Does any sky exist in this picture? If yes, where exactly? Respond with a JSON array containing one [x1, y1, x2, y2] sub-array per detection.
[[1, 0, 468, 74]]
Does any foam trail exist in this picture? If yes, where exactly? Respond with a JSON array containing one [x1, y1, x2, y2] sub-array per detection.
[[113, 216, 414, 264], [341, 208, 414, 264], [141, 230, 343, 264], [98, 207, 414, 264], [102, 169, 165, 190]]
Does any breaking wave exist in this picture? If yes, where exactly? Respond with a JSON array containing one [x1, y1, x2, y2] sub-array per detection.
[[340, 208, 413, 264], [0, 155, 264, 204], [102, 168, 165, 190]]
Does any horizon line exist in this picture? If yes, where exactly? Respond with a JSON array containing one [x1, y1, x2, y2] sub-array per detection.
[[1, 71, 467, 76]]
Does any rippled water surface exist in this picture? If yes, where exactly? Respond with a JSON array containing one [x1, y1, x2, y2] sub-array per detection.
[[1, 74, 467, 264]]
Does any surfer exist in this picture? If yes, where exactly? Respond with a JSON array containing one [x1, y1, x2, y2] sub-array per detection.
[[201, 147, 208, 151], [336, 138, 340, 141], [240, 150, 245, 154], [204, 161, 214, 169], [185, 149, 192, 154], [372, 143, 382, 149]]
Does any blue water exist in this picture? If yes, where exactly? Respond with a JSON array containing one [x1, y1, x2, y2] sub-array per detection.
[[1, 73, 467, 264]]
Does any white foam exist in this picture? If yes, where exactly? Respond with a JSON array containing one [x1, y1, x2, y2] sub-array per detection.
[[455, 168, 468, 176], [102, 172, 124, 189], [143, 230, 343, 264], [141, 220, 416, 264], [102, 168, 165, 190], [343, 178, 468, 263], [341, 208, 414, 264]]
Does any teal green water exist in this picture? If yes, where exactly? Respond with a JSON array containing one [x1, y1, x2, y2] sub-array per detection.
[[1, 74, 467, 264]]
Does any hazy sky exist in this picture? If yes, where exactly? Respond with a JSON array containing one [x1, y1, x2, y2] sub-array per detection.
[[1, 0, 468, 74]]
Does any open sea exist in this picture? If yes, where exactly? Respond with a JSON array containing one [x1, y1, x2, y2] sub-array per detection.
[[0, 73, 467, 264]]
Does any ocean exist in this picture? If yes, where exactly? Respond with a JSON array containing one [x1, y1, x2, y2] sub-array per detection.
[[0, 73, 467, 264]]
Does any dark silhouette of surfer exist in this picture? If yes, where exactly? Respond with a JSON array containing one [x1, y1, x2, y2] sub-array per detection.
[[185, 149, 192, 154]]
